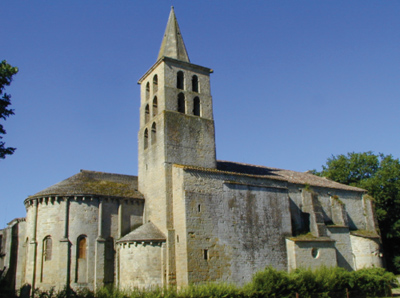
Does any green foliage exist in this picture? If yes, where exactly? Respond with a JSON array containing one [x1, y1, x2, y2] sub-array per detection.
[[314, 151, 400, 272], [317, 151, 380, 186], [0, 60, 18, 159], [181, 283, 241, 298], [243, 266, 292, 297], [349, 267, 397, 297], [289, 267, 350, 298], [393, 255, 400, 273], [244, 266, 396, 298], [12, 267, 400, 298], [31, 286, 95, 298]]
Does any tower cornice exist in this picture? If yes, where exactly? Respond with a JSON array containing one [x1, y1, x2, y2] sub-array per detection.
[[137, 56, 213, 84]]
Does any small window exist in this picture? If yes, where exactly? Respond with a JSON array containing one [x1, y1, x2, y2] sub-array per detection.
[[198, 204, 201, 212], [178, 93, 185, 113], [44, 236, 52, 261], [145, 82, 150, 100], [145, 104, 150, 123], [177, 235, 179, 243], [78, 236, 87, 259], [192, 75, 199, 92], [311, 248, 319, 259], [203, 249, 208, 260], [193, 97, 200, 116], [144, 129, 149, 149], [153, 75, 158, 93], [177, 71, 184, 90], [151, 122, 156, 144], [152, 97, 158, 116]]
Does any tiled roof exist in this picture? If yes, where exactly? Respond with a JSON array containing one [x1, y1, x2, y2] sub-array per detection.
[[28, 170, 143, 199], [117, 222, 166, 243], [217, 161, 365, 192], [179, 161, 364, 192]]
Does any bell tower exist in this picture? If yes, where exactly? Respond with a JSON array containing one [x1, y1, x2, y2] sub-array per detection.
[[137, 7, 216, 232]]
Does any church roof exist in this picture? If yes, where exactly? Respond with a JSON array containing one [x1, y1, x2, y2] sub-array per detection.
[[158, 7, 190, 62], [117, 222, 166, 243], [28, 170, 143, 199], [179, 161, 365, 192]]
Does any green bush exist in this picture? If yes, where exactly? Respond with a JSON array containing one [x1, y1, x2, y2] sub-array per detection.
[[244, 266, 397, 298], [180, 283, 241, 298], [289, 267, 350, 298], [12, 266, 400, 298], [348, 267, 397, 297], [243, 266, 293, 297]]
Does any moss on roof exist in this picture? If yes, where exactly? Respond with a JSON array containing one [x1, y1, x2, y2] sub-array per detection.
[[117, 222, 166, 243], [182, 161, 365, 192], [28, 170, 143, 199], [350, 229, 380, 239]]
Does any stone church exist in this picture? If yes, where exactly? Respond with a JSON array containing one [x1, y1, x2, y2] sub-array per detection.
[[0, 7, 383, 292]]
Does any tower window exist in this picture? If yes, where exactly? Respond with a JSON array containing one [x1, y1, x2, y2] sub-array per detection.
[[145, 82, 150, 100], [43, 236, 52, 261], [153, 97, 158, 116], [178, 93, 185, 113], [193, 97, 201, 116], [177, 71, 184, 90], [144, 129, 149, 149], [192, 75, 199, 92], [153, 74, 158, 93], [145, 104, 150, 123], [78, 236, 87, 259], [151, 122, 156, 144]]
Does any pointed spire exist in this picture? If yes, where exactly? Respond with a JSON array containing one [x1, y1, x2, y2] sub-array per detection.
[[158, 7, 190, 62]]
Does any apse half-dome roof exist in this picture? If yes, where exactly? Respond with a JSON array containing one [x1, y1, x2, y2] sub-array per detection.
[[117, 222, 166, 243], [27, 170, 143, 199]]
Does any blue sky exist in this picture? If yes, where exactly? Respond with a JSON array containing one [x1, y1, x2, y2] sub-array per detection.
[[1, 1, 400, 228]]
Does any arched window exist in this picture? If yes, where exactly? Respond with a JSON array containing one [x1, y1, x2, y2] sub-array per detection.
[[177, 71, 184, 90], [145, 82, 150, 100], [76, 235, 87, 283], [178, 93, 185, 113], [153, 74, 158, 93], [193, 97, 201, 116], [43, 236, 52, 261], [144, 129, 149, 149], [104, 237, 115, 283], [192, 75, 199, 92], [145, 104, 150, 123], [151, 122, 156, 144], [152, 97, 158, 116], [78, 236, 87, 259]]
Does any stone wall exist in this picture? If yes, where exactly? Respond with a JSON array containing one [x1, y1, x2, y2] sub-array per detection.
[[286, 239, 337, 271], [172, 166, 292, 286], [21, 196, 143, 291], [327, 226, 354, 270], [350, 235, 383, 270], [118, 242, 165, 289], [288, 184, 371, 233]]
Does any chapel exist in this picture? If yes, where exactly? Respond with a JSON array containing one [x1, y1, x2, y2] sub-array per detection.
[[0, 7, 383, 292]]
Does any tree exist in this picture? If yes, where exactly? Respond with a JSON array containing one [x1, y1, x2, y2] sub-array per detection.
[[0, 60, 18, 159], [314, 152, 400, 272]]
